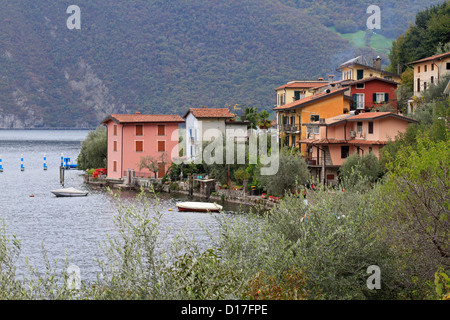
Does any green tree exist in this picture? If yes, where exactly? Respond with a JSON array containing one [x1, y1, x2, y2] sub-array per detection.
[[256, 148, 310, 196], [77, 126, 107, 170], [339, 152, 383, 189], [379, 133, 450, 286]]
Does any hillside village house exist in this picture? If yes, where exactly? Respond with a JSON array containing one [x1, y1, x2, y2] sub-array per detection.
[[183, 107, 248, 161], [347, 77, 398, 111], [275, 79, 329, 108], [299, 112, 418, 185], [336, 56, 401, 83], [406, 51, 450, 114], [102, 112, 184, 179], [273, 87, 353, 153], [409, 51, 450, 96]]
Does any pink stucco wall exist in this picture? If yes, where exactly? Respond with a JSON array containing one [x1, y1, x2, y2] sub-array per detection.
[[106, 121, 180, 179]]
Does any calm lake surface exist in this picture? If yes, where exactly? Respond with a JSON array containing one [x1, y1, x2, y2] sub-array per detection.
[[0, 130, 246, 282]]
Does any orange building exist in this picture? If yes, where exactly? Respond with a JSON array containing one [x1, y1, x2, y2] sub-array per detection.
[[273, 87, 353, 153]]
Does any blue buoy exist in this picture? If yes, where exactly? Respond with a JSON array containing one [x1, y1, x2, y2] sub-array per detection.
[[0, 155, 3, 172], [44, 154, 48, 170], [20, 154, 25, 171]]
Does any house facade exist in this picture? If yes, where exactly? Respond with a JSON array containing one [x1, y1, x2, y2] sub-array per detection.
[[348, 77, 398, 111], [273, 87, 353, 154], [337, 56, 401, 83], [275, 80, 329, 108], [102, 112, 184, 179], [299, 112, 418, 185], [409, 51, 450, 97], [183, 107, 237, 160]]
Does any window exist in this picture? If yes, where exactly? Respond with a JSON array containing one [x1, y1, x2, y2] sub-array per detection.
[[431, 64, 434, 71], [431, 76, 434, 84], [307, 125, 319, 135], [417, 78, 420, 92], [135, 125, 143, 136], [113, 161, 117, 172], [113, 140, 117, 152], [157, 125, 165, 136], [424, 82, 427, 91], [135, 141, 144, 152], [424, 65, 427, 72], [369, 147, 373, 153], [417, 66, 420, 73], [353, 93, 365, 109], [310, 114, 320, 122], [374, 93, 387, 103], [113, 125, 117, 136], [356, 83, 365, 89], [294, 91, 305, 101], [158, 140, 165, 152], [357, 69, 364, 80], [446, 62, 450, 70], [356, 122, 363, 134], [368, 122, 374, 134], [341, 146, 349, 159]]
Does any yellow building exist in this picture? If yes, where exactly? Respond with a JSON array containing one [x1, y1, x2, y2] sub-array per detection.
[[337, 56, 401, 83], [275, 79, 329, 108], [273, 87, 353, 154], [408, 51, 450, 97]]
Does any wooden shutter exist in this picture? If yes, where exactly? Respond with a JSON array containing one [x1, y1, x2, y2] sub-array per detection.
[[368, 122, 374, 134], [113, 140, 117, 152], [136, 141, 143, 152], [136, 125, 143, 136], [373, 93, 377, 103], [385, 93, 389, 102], [158, 141, 165, 152], [157, 125, 165, 136]]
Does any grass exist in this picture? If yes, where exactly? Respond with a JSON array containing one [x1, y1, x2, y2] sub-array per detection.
[[328, 27, 393, 55]]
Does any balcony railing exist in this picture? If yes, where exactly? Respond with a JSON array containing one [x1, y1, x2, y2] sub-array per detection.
[[282, 125, 300, 133]]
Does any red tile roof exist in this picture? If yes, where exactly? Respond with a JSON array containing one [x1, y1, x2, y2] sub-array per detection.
[[346, 112, 417, 123], [408, 51, 450, 65], [347, 76, 398, 86], [183, 108, 234, 119], [273, 87, 351, 111], [103, 113, 184, 124], [275, 81, 328, 90]]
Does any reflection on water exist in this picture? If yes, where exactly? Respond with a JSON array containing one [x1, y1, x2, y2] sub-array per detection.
[[0, 130, 247, 282]]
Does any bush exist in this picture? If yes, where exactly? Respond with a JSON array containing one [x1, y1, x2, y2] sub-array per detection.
[[77, 126, 107, 170]]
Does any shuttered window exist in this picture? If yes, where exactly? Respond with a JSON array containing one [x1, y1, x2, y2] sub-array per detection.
[[113, 161, 117, 172], [158, 141, 165, 152], [113, 140, 117, 152], [157, 125, 165, 136], [113, 125, 117, 136], [136, 141, 144, 152], [135, 125, 143, 136]]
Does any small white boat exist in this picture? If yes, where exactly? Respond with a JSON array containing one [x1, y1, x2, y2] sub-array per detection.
[[176, 201, 223, 212], [51, 187, 88, 197]]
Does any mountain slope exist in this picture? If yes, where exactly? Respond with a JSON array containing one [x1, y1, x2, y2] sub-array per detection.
[[0, 0, 442, 128]]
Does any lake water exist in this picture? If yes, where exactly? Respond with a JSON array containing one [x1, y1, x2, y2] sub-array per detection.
[[0, 130, 245, 282]]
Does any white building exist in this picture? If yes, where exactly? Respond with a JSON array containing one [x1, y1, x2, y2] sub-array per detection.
[[183, 107, 249, 160]]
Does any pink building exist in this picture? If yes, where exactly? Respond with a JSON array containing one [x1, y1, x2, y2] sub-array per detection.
[[300, 111, 418, 184], [102, 112, 184, 179]]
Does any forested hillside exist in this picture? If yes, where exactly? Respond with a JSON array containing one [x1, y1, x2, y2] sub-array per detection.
[[0, 0, 443, 128]]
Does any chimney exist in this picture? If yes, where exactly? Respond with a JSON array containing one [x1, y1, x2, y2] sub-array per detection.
[[373, 56, 381, 70], [318, 77, 324, 81], [135, 111, 141, 115]]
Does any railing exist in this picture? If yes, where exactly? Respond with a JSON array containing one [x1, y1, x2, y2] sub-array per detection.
[[122, 171, 156, 178], [282, 125, 300, 133]]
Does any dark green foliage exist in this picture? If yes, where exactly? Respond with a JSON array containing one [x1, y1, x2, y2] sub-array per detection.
[[387, 1, 450, 73], [77, 126, 107, 170]]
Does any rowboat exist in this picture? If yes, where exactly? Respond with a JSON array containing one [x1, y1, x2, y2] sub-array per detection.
[[176, 201, 223, 212], [51, 187, 88, 197]]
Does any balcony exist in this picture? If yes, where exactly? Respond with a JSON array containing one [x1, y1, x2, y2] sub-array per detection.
[[282, 125, 300, 133]]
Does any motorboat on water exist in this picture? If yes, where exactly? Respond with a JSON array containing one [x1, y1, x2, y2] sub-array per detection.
[[176, 201, 223, 212], [51, 187, 88, 197]]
